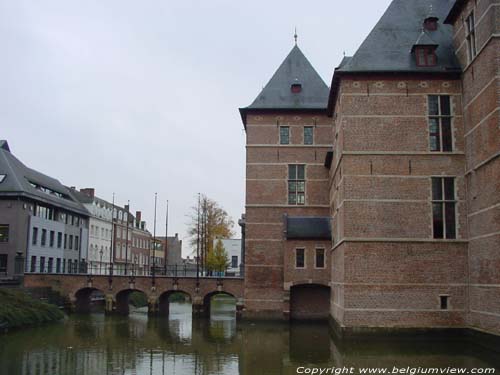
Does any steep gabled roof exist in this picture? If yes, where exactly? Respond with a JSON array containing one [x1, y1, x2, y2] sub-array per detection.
[[0, 141, 89, 216], [239, 45, 329, 126], [338, 0, 461, 74]]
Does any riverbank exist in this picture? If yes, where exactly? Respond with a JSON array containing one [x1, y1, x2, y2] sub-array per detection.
[[0, 288, 64, 331]]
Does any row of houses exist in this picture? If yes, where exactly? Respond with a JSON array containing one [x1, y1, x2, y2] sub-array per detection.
[[0, 140, 182, 278]]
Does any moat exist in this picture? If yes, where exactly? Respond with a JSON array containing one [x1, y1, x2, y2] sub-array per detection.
[[0, 300, 499, 375]]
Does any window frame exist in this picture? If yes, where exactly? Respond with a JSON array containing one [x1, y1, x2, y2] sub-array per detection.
[[465, 11, 477, 63], [315, 248, 326, 269], [304, 126, 314, 145], [288, 164, 306, 206], [295, 248, 306, 269], [415, 47, 437, 67], [280, 126, 290, 145], [428, 95, 453, 152], [0, 224, 9, 243], [431, 177, 457, 239]]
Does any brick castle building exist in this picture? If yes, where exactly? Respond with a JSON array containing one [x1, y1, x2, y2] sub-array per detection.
[[240, 0, 499, 336]]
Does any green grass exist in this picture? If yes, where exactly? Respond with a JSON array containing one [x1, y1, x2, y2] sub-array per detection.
[[0, 288, 64, 330]]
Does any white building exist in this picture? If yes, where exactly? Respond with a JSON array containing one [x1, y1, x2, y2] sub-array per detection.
[[214, 238, 242, 274], [72, 188, 113, 274]]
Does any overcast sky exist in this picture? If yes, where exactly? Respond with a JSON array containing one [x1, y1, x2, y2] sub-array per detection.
[[1, 0, 391, 256]]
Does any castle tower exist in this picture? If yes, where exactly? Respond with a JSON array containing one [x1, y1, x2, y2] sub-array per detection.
[[239, 44, 333, 320]]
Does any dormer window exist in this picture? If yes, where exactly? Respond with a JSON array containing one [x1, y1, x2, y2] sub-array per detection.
[[423, 17, 438, 31], [0, 174, 5, 183], [291, 83, 302, 93], [415, 47, 437, 67]]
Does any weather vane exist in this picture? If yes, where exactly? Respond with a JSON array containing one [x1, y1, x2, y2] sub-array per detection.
[[294, 27, 298, 45]]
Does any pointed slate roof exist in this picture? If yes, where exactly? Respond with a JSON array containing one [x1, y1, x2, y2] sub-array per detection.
[[239, 45, 329, 126], [338, 0, 461, 74], [0, 141, 89, 216]]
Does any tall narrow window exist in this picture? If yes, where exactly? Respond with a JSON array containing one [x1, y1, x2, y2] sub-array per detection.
[[280, 126, 290, 145], [0, 225, 8, 243], [48, 257, 53, 273], [41, 229, 47, 246], [32, 227, 38, 245], [30, 256, 36, 273], [56, 258, 61, 273], [288, 165, 305, 205], [295, 248, 305, 268], [49, 231, 55, 247], [69, 235, 73, 250], [231, 256, 238, 268], [57, 232, 62, 248], [304, 126, 314, 145], [0, 254, 7, 274], [432, 177, 456, 239], [440, 295, 449, 310], [64, 234, 67, 249], [429, 96, 452, 152], [40, 256, 45, 273], [315, 248, 325, 268], [75, 235, 79, 251], [465, 12, 477, 62]]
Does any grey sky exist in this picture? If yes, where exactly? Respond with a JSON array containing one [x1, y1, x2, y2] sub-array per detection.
[[1, 0, 391, 256]]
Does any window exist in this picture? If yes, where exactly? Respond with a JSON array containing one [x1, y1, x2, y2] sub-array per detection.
[[48, 257, 53, 273], [315, 248, 325, 268], [41, 229, 47, 246], [0, 174, 6, 183], [231, 256, 238, 268], [40, 256, 46, 273], [56, 258, 61, 273], [0, 254, 7, 274], [30, 256, 36, 272], [63, 259, 66, 273], [69, 235, 73, 250], [295, 248, 305, 268], [428, 96, 452, 152], [57, 232, 62, 248], [440, 295, 449, 310], [465, 12, 477, 62], [415, 47, 437, 67], [75, 236, 79, 251], [288, 165, 305, 205], [32, 227, 38, 245], [432, 177, 456, 239], [0, 225, 9, 242], [304, 126, 314, 145], [49, 231, 55, 247], [291, 83, 302, 93], [64, 234, 67, 249], [280, 126, 290, 145]]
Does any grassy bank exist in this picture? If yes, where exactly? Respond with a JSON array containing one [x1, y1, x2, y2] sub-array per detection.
[[0, 288, 64, 330]]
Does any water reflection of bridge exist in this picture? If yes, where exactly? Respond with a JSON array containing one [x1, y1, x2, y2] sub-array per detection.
[[7, 309, 500, 375]]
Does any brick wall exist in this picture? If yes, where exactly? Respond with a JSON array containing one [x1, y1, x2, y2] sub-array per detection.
[[244, 112, 333, 319], [450, 0, 500, 335]]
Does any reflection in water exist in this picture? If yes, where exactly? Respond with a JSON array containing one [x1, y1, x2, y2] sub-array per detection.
[[0, 300, 498, 375]]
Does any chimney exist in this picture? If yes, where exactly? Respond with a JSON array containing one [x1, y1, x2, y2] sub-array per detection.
[[136, 211, 142, 222], [80, 188, 95, 198]]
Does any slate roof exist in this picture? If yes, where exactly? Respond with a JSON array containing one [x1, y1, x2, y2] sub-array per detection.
[[285, 216, 332, 240], [0, 140, 89, 216], [239, 45, 329, 126], [338, 0, 461, 74]]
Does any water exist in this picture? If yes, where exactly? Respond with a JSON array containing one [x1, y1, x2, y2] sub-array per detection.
[[0, 300, 499, 375]]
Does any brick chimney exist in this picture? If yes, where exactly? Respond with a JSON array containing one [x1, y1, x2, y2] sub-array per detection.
[[80, 188, 95, 198]]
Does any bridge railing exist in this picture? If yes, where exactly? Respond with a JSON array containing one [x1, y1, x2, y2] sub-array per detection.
[[23, 257, 244, 278]]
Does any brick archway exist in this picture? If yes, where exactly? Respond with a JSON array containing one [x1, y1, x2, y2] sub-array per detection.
[[74, 287, 105, 313], [115, 288, 149, 315], [290, 284, 330, 320], [203, 291, 237, 318], [158, 290, 192, 316]]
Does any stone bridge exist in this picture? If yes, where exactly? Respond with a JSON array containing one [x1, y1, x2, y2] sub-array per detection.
[[23, 273, 245, 317]]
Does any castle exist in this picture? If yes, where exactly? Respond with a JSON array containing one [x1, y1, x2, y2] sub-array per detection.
[[240, 0, 499, 336]]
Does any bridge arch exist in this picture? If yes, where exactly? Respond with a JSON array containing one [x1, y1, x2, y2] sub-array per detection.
[[158, 290, 192, 316], [115, 288, 149, 315], [290, 283, 330, 321], [74, 287, 105, 313], [203, 291, 237, 318]]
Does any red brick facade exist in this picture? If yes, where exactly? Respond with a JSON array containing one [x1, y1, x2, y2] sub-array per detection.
[[242, 0, 499, 336]]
